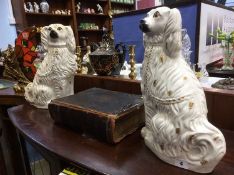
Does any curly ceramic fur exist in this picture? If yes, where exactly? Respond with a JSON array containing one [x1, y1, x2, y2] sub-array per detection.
[[25, 24, 77, 108], [139, 7, 226, 173]]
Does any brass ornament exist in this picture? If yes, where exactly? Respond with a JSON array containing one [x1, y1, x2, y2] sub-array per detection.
[[128, 45, 136, 80], [1, 45, 30, 93], [76, 46, 82, 74]]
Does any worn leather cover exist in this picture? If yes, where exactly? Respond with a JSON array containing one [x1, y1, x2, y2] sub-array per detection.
[[49, 88, 144, 143]]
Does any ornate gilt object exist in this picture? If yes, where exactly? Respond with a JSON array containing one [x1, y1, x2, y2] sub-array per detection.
[[1, 27, 42, 92], [89, 34, 126, 76], [76, 46, 82, 74], [128, 45, 136, 79], [2, 45, 30, 92]]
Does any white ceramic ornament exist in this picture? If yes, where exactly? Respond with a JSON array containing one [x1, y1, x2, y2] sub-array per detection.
[[40, 0, 49, 13], [34, 2, 40, 13], [139, 7, 226, 173], [25, 24, 77, 109]]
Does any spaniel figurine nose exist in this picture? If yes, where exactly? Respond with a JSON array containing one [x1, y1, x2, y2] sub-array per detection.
[[140, 19, 146, 24], [50, 30, 58, 39], [139, 19, 150, 33]]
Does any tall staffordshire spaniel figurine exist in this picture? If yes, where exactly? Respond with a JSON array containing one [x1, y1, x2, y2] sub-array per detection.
[[139, 7, 226, 173]]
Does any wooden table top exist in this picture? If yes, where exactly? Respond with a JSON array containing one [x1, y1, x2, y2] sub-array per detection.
[[8, 104, 234, 175], [0, 88, 25, 105]]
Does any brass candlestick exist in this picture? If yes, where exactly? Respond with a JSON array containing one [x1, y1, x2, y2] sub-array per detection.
[[76, 46, 82, 74], [128, 45, 136, 80]]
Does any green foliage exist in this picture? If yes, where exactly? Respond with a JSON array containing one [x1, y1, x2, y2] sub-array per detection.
[[209, 28, 234, 44]]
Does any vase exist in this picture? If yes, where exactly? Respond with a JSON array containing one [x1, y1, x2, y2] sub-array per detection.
[[40, 0, 49, 13], [221, 48, 233, 70]]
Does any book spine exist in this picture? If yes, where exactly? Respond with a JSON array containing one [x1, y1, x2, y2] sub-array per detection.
[[48, 102, 113, 143]]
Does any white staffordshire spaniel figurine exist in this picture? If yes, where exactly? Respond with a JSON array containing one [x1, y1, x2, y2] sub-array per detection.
[[139, 7, 226, 173], [25, 24, 77, 109]]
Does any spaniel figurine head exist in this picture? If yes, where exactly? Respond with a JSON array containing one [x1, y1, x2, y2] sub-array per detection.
[[41, 24, 76, 53], [140, 7, 182, 58]]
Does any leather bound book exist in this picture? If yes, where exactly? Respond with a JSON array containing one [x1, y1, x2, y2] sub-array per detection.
[[49, 88, 145, 144]]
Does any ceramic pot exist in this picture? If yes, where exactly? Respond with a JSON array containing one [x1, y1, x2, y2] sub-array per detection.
[[89, 36, 126, 76], [222, 48, 233, 70], [89, 45, 119, 76], [111, 43, 126, 75]]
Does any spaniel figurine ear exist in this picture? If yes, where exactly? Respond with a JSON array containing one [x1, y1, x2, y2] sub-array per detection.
[[40, 26, 49, 51], [65, 26, 76, 53], [163, 8, 182, 58]]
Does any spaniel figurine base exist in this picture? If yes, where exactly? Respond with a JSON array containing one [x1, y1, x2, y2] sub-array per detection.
[[139, 7, 226, 173], [25, 24, 77, 109]]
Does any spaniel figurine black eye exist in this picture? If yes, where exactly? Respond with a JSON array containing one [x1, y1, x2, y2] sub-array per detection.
[[57, 27, 62, 31], [153, 11, 160, 18]]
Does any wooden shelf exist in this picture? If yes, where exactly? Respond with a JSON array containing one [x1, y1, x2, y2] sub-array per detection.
[[25, 12, 72, 17], [111, 1, 135, 6], [78, 0, 108, 2], [76, 12, 109, 17], [78, 29, 103, 32], [14, 0, 135, 46]]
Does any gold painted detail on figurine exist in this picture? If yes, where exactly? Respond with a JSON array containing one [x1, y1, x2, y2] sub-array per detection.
[[189, 102, 194, 109], [160, 144, 164, 150], [167, 91, 172, 96], [176, 128, 180, 134], [160, 55, 164, 63], [200, 159, 208, 165]]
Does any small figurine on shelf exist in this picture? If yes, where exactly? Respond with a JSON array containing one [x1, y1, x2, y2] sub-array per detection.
[[68, 10, 71, 15], [61, 10, 66, 15], [91, 9, 95, 14], [76, 2, 81, 13], [24, 3, 30, 12], [97, 4, 103, 14], [87, 8, 91, 14], [40, 0, 49, 13], [28, 2, 34, 12], [55, 10, 62, 15], [34, 2, 40, 13]]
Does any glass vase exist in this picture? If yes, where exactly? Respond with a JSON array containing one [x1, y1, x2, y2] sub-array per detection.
[[221, 48, 233, 70]]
